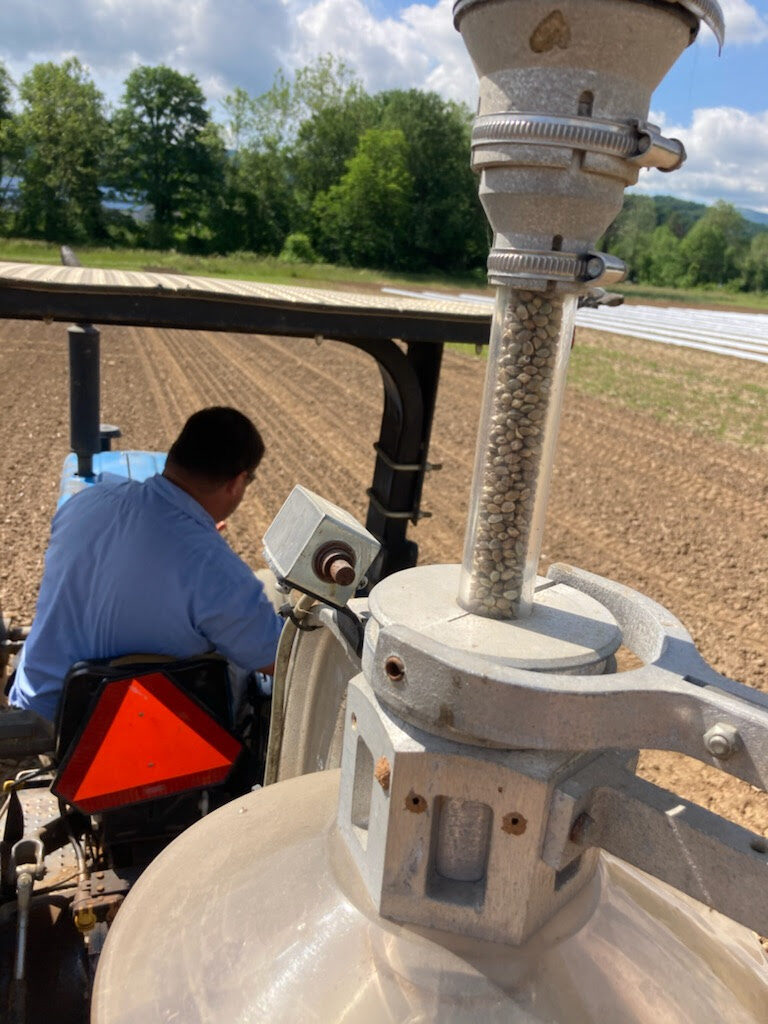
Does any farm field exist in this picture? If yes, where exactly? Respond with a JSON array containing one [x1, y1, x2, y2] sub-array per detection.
[[1, 315, 767, 839]]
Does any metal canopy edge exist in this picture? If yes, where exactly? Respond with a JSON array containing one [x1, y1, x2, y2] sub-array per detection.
[[0, 261, 491, 345]]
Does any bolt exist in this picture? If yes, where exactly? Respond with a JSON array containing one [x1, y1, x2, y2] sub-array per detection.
[[96, 884, 105, 893], [569, 812, 594, 845], [385, 656, 405, 683], [314, 542, 356, 586], [95, 872, 104, 880], [586, 256, 603, 279], [703, 723, 740, 760]]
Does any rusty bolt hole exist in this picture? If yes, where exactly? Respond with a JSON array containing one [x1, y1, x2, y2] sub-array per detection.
[[385, 656, 405, 682], [350, 712, 357, 730], [501, 812, 527, 836], [405, 790, 427, 814]]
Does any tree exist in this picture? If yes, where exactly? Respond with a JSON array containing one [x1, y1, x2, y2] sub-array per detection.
[[377, 90, 487, 272], [645, 224, 685, 286], [0, 62, 20, 228], [705, 200, 750, 255], [215, 84, 294, 253], [602, 194, 657, 281], [110, 66, 219, 246], [679, 218, 730, 285], [15, 58, 107, 241], [741, 232, 768, 292], [677, 203, 750, 286], [312, 128, 414, 268], [291, 91, 381, 226]]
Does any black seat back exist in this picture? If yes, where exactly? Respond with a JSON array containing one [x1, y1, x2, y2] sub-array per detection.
[[54, 653, 232, 764]]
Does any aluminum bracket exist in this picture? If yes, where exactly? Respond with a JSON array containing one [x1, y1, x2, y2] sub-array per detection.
[[367, 564, 768, 792], [542, 752, 768, 937]]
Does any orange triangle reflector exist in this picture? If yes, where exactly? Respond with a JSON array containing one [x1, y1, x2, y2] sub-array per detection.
[[55, 672, 242, 813]]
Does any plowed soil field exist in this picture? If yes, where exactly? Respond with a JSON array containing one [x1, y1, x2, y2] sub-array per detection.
[[1, 315, 767, 840]]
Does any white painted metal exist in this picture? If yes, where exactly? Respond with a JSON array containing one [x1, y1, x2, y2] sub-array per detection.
[[577, 304, 768, 364], [263, 484, 380, 608]]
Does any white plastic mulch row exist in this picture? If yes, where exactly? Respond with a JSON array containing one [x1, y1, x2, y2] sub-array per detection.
[[574, 304, 768, 365], [383, 288, 768, 366]]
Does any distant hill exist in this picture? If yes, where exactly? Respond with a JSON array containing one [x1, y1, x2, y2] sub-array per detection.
[[615, 194, 768, 239], [738, 207, 768, 228]]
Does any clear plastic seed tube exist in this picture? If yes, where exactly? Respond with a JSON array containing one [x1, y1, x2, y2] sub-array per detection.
[[458, 286, 577, 619]]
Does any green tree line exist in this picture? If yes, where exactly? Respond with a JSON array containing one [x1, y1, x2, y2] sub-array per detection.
[[602, 195, 768, 293], [0, 55, 766, 291], [0, 55, 487, 274]]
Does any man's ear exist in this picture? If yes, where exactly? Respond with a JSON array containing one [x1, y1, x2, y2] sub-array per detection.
[[222, 473, 243, 498]]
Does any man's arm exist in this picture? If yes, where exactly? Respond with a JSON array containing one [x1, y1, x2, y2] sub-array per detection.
[[193, 550, 284, 675]]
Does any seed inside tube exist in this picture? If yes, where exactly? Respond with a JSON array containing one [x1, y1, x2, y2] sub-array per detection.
[[459, 288, 575, 619]]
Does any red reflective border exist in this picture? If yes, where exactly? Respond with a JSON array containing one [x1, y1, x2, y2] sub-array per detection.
[[54, 672, 242, 813]]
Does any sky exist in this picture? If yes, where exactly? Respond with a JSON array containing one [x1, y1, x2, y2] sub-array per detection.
[[1, 0, 766, 214]]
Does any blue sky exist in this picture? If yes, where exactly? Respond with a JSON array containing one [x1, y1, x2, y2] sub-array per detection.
[[1, 0, 766, 213]]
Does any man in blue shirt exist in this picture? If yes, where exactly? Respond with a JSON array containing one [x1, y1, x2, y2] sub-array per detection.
[[9, 406, 283, 725]]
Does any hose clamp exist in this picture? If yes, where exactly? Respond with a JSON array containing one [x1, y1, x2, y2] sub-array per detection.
[[472, 113, 685, 174], [486, 249, 626, 290]]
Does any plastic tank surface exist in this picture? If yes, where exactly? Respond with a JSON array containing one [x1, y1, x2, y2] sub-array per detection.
[[93, 770, 768, 1024]]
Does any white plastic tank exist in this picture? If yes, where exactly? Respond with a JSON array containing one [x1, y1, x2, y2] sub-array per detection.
[[92, 770, 768, 1023]]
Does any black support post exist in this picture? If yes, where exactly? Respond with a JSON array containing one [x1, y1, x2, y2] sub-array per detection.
[[68, 323, 101, 478], [342, 338, 444, 585]]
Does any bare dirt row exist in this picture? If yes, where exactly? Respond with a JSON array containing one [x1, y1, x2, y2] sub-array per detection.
[[1, 316, 766, 837]]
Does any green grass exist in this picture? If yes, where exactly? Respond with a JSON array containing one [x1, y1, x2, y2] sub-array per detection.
[[0, 238, 487, 293], [567, 334, 768, 448], [616, 281, 768, 312], [3, 238, 766, 309], [449, 328, 768, 450]]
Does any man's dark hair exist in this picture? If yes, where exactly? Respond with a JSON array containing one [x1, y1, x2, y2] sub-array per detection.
[[166, 407, 265, 483]]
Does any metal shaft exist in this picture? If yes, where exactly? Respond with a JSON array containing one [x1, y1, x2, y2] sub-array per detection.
[[459, 287, 576, 618], [68, 323, 100, 478]]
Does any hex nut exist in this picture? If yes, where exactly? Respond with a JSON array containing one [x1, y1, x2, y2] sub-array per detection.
[[703, 723, 740, 759]]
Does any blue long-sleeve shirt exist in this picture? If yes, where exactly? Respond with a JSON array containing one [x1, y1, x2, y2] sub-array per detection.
[[10, 474, 283, 722]]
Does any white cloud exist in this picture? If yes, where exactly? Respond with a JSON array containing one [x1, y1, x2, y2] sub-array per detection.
[[0, 0, 292, 103], [716, 0, 768, 45], [285, 0, 475, 102], [633, 107, 768, 213]]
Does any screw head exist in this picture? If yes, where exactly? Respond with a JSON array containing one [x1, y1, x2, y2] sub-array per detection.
[[703, 723, 740, 759]]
